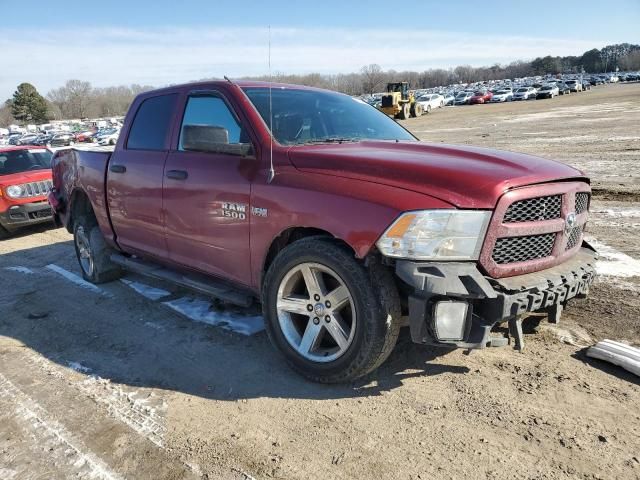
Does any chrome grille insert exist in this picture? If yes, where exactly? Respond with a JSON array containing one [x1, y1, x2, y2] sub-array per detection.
[[503, 195, 562, 223], [575, 192, 590, 215], [565, 226, 583, 250], [492, 233, 556, 264]]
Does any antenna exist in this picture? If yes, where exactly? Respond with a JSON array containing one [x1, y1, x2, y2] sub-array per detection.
[[267, 25, 275, 183]]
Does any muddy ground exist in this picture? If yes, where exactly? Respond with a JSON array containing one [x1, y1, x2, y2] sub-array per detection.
[[1, 83, 639, 480]]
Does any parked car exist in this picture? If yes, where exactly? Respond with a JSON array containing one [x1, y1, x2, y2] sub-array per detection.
[[442, 93, 455, 106], [513, 87, 537, 100], [74, 130, 95, 143], [581, 81, 592, 91], [470, 91, 493, 104], [15, 134, 39, 146], [0, 146, 55, 238], [454, 92, 474, 105], [416, 94, 444, 113], [489, 90, 513, 102], [48, 133, 76, 147], [49, 81, 596, 383], [565, 80, 583, 92], [97, 129, 120, 146], [556, 82, 571, 95], [536, 85, 560, 99]]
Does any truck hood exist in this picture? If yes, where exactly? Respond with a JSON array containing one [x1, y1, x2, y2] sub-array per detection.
[[287, 141, 587, 209]]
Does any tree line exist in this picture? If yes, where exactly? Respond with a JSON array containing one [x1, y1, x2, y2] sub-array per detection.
[[2, 42, 639, 126]]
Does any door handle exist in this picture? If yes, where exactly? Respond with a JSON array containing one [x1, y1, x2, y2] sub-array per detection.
[[166, 170, 188, 180], [110, 164, 126, 173]]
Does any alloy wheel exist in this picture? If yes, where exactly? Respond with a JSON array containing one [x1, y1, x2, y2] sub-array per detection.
[[276, 262, 356, 363]]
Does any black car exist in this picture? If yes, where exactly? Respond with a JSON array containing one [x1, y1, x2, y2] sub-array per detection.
[[32, 134, 53, 146], [48, 133, 75, 147], [556, 82, 571, 95], [581, 81, 592, 91]]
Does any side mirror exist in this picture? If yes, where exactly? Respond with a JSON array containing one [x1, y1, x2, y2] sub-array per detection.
[[181, 124, 254, 157]]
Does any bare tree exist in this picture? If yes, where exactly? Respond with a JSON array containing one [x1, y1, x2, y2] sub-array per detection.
[[360, 64, 385, 94]]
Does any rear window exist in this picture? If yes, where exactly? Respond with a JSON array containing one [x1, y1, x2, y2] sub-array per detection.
[[0, 149, 52, 175], [126, 94, 177, 150]]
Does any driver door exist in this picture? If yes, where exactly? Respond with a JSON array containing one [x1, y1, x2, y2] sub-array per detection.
[[162, 91, 257, 286]]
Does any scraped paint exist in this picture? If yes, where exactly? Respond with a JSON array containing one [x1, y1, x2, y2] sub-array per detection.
[[120, 278, 171, 301], [163, 297, 264, 336], [46, 264, 111, 296]]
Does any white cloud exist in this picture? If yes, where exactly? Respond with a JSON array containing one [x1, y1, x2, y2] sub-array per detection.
[[0, 26, 609, 99]]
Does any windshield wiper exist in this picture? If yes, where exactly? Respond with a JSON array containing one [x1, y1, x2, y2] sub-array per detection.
[[301, 137, 361, 145]]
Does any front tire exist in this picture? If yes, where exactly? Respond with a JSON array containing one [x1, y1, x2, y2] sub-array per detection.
[[262, 238, 401, 383], [73, 214, 122, 283]]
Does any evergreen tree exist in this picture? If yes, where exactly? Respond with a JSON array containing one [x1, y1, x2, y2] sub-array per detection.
[[10, 83, 50, 123]]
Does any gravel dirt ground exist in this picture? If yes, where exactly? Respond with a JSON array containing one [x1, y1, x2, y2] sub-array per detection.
[[1, 83, 639, 480]]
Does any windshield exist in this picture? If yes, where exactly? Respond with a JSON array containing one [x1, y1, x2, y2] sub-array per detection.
[[517, 88, 528, 93], [0, 148, 52, 175], [242, 88, 416, 145]]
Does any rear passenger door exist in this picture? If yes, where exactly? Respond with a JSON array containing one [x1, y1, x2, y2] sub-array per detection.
[[107, 93, 178, 259], [162, 91, 256, 287]]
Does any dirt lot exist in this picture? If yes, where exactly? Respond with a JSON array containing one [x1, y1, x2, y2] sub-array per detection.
[[1, 83, 639, 480]]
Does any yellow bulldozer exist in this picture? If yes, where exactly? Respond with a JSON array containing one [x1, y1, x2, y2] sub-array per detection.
[[379, 82, 423, 119]]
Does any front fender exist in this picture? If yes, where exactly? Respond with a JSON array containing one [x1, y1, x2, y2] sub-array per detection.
[[249, 168, 453, 288]]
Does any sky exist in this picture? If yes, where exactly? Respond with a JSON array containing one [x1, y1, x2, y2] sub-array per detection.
[[1, 0, 638, 100]]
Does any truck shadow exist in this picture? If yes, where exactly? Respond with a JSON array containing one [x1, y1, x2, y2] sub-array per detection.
[[0, 241, 469, 402]]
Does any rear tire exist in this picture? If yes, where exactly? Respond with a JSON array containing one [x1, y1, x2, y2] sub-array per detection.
[[262, 238, 401, 383], [412, 103, 424, 117], [73, 214, 122, 283]]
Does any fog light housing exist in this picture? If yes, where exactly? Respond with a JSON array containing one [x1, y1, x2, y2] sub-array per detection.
[[433, 301, 469, 341]]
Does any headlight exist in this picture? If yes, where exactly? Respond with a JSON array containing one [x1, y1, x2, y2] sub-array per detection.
[[376, 210, 491, 260], [5, 185, 24, 198]]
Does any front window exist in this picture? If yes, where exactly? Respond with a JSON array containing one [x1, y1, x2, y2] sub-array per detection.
[[242, 87, 416, 145], [0, 148, 52, 175]]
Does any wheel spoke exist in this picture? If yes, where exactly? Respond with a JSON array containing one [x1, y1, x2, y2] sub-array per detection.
[[300, 264, 325, 296], [299, 321, 323, 354], [326, 285, 349, 311], [277, 295, 311, 316], [325, 314, 350, 351]]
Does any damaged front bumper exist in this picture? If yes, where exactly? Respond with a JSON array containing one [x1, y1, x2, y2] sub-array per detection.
[[396, 245, 597, 349]]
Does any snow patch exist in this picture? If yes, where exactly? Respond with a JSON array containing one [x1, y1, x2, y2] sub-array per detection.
[[164, 297, 264, 336], [592, 208, 640, 218], [120, 278, 170, 300], [0, 373, 123, 480], [46, 264, 111, 296], [144, 321, 166, 331], [586, 237, 640, 278], [26, 354, 167, 448], [68, 361, 92, 374], [4, 266, 34, 274]]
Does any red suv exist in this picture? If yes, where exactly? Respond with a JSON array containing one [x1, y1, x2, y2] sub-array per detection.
[[0, 146, 54, 238]]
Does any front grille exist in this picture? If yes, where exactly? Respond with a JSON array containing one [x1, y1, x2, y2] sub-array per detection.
[[503, 195, 561, 222], [20, 180, 53, 198], [575, 192, 590, 214], [565, 226, 582, 250], [492, 233, 556, 264]]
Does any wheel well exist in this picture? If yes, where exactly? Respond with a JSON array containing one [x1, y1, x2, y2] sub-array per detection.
[[68, 190, 95, 232], [262, 227, 355, 280]]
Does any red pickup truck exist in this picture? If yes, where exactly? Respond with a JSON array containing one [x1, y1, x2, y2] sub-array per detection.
[[1, 146, 54, 238], [49, 81, 597, 383]]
